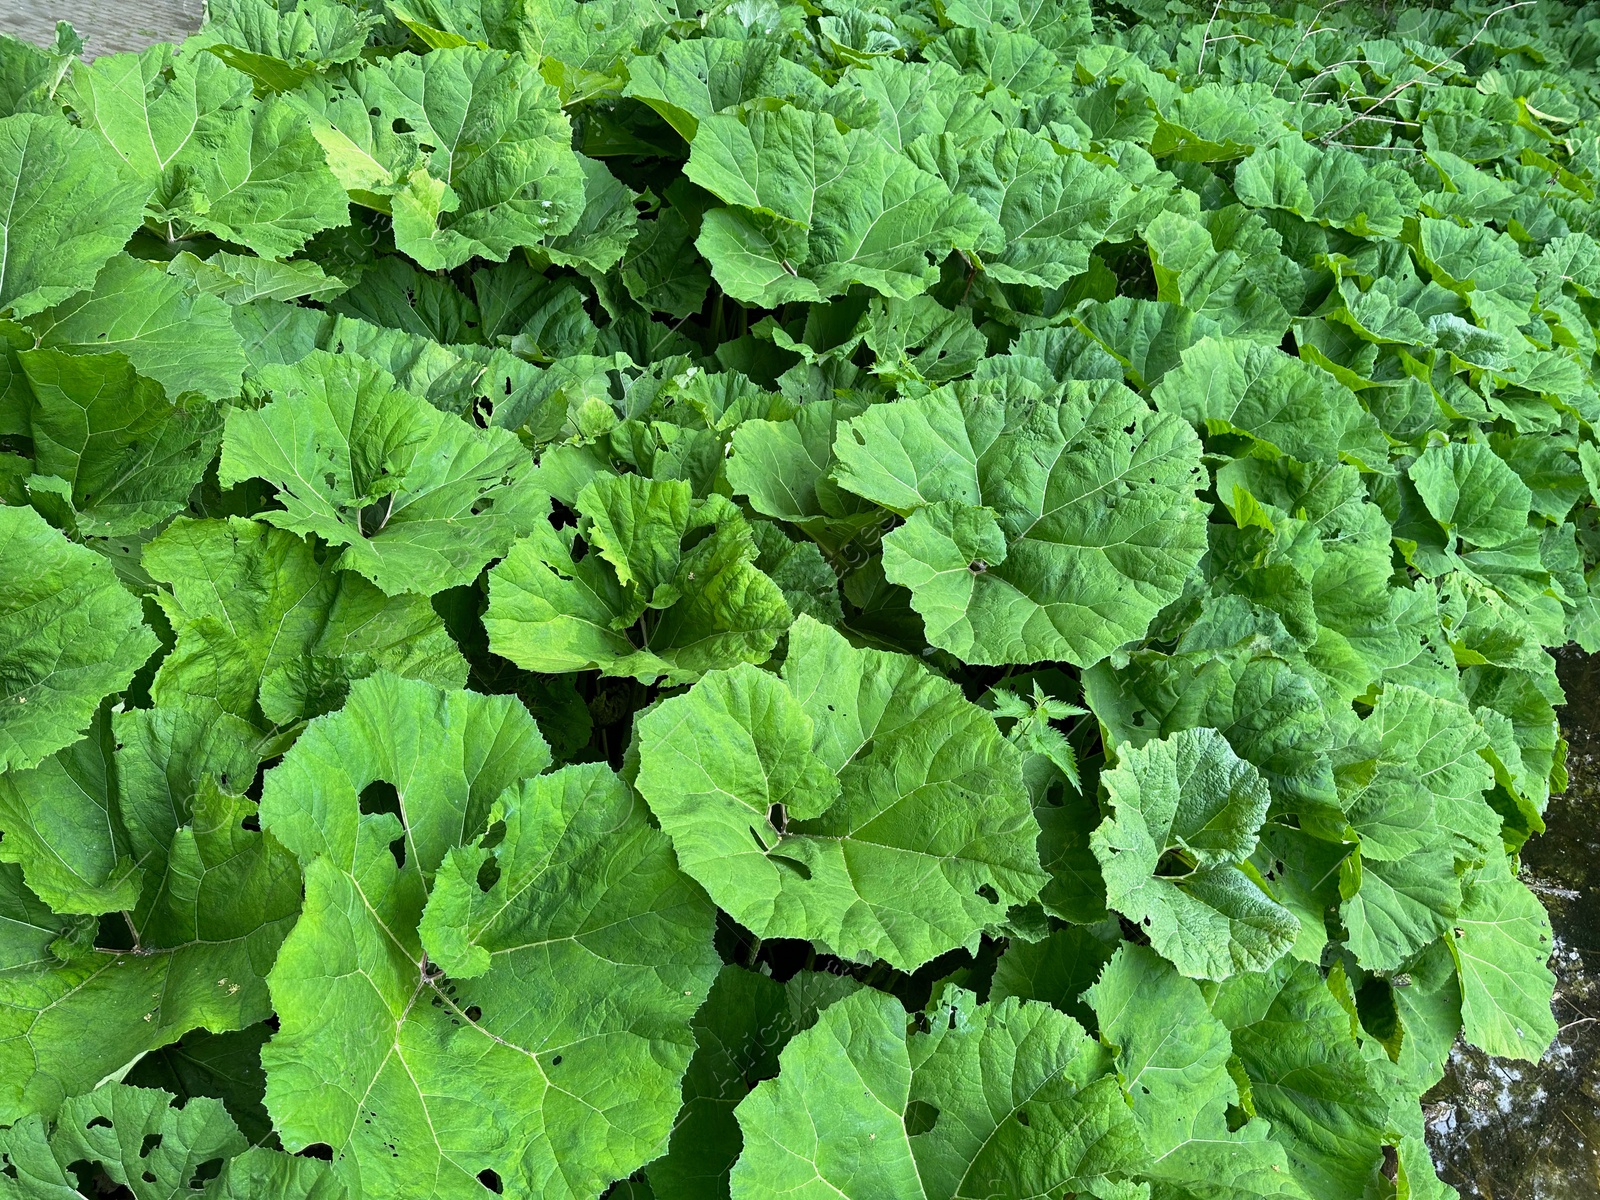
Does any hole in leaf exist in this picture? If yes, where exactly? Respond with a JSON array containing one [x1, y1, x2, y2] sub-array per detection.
[[465, 1005, 482, 1021], [392, 117, 415, 134], [389, 836, 407, 869], [86, 1117, 113, 1130], [140, 1134, 162, 1158], [570, 535, 588, 563], [476, 857, 501, 893], [968, 560, 987, 573], [189, 1158, 224, 1187], [680, 525, 714, 555], [143, 1171, 158, 1183], [1155, 850, 1191, 878], [241, 811, 260, 831], [976, 884, 999, 904], [769, 854, 812, 880], [905, 1100, 939, 1136], [359, 780, 402, 818], [478, 1169, 503, 1194], [766, 802, 785, 833], [480, 820, 506, 851], [297, 1144, 334, 1161], [470, 498, 494, 516], [551, 1055, 563, 1066], [1016, 1110, 1030, 1127]]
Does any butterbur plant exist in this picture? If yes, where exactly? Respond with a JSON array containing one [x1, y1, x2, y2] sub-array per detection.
[[0, 0, 1591, 1196]]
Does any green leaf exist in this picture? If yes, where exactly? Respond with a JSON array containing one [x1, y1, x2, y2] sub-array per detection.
[[1342, 684, 1497, 863], [849, 56, 1002, 154], [22, 254, 247, 402], [258, 671, 549, 881], [635, 615, 1044, 970], [166, 251, 348, 306], [1409, 440, 1533, 550], [687, 106, 997, 305], [122, 1025, 272, 1148], [219, 350, 547, 595], [0, 112, 151, 320], [1449, 847, 1558, 1061], [1212, 957, 1403, 1198], [0, 26, 76, 119], [534, 154, 639, 274], [622, 37, 829, 141], [959, 130, 1131, 288], [990, 925, 1114, 1034], [484, 477, 791, 684], [0, 702, 260, 930], [1153, 336, 1385, 467], [199, 0, 378, 92], [1142, 210, 1294, 340], [18, 348, 223, 536], [1086, 943, 1307, 1197], [1092, 729, 1297, 980], [938, 0, 1093, 48], [646, 966, 860, 1200], [0, 781, 302, 1123], [835, 379, 1208, 667], [1416, 219, 1537, 331], [0, 505, 157, 772], [1339, 843, 1461, 974], [1085, 645, 1341, 822], [68, 47, 349, 258], [297, 46, 585, 269], [749, 519, 844, 625], [145, 516, 467, 728], [1233, 138, 1406, 238], [0, 708, 139, 915], [725, 398, 876, 544], [258, 674, 717, 1200], [730, 986, 1146, 1200], [0, 1082, 343, 1200], [618, 203, 713, 319], [0, 863, 82, 975]]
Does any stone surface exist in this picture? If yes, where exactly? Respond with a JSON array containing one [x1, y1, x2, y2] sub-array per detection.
[[1424, 647, 1600, 1198], [0, 0, 200, 59]]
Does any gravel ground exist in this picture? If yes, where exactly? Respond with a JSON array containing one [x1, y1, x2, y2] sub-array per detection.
[[0, 0, 201, 57]]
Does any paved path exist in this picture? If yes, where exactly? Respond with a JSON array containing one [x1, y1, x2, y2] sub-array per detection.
[[0, 0, 201, 58]]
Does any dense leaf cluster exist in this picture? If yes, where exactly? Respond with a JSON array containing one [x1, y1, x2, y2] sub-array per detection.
[[0, 0, 1593, 1196]]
